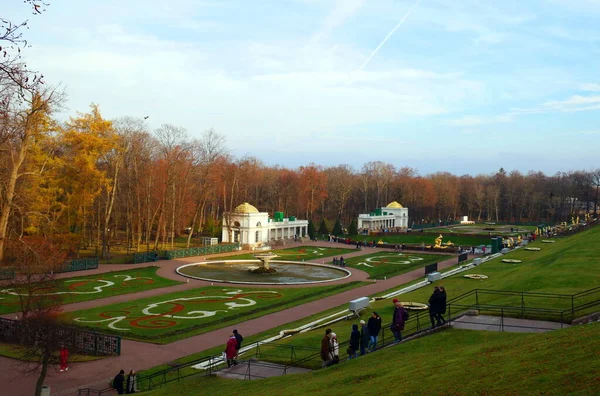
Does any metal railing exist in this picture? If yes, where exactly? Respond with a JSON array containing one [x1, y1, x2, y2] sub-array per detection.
[[0, 317, 121, 356], [76, 286, 600, 394], [60, 258, 99, 273]]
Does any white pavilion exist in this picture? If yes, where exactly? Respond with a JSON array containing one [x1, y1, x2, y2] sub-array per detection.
[[357, 201, 409, 230], [221, 202, 309, 249]]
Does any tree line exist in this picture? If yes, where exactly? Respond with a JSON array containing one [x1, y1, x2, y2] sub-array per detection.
[[1, 3, 599, 263]]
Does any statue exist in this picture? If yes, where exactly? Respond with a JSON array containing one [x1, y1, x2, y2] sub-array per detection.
[[517, 235, 522, 245], [434, 234, 443, 248], [576, 216, 580, 224], [571, 216, 575, 225]]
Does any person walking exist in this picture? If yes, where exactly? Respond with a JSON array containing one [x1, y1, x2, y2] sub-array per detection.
[[225, 333, 238, 367], [113, 370, 125, 395], [348, 324, 360, 359], [330, 332, 340, 363], [367, 312, 382, 351], [390, 299, 408, 343], [359, 320, 370, 356], [233, 329, 243, 359], [59, 345, 69, 372], [125, 370, 137, 394], [428, 286, 442, 328], [437, 286, 447, 325], [321, 328, 333, 367]]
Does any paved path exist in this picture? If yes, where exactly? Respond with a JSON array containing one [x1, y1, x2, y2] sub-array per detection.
[[0, 242, 461, 396], [451, 315, 570, 333]]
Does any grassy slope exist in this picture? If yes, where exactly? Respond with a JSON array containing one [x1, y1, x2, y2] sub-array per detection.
[[138, 225, 600, 376], [147, 323, 600, 396], [67, 281, 365, 344], [0, 266, 181, 314], [362, 225, 600, 325], [343, 251, 447, 279]]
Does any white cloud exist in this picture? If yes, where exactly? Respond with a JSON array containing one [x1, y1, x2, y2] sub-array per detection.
[[581, 83, 600, 92], [513, 95, 600, 114], [444, 114, 513, 127]]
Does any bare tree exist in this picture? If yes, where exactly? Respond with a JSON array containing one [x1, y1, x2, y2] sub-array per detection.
[[3, 237, 66, 396]]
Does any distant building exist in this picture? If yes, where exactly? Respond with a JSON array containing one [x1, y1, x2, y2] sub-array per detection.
[[357, 201, 409, 230], [221, 202, 309, 249]]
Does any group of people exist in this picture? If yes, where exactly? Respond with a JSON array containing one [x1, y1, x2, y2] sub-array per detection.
[[224, 329, 244, 367], [332, 256, 346, 267], [428, 286, 447, 328], [321, 311, 386, 367], [112, 369, 138, 394], [320, 290, 449, 368]]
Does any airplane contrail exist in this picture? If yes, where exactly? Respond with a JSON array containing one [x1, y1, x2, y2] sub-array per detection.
[[355, 0, 423, 72]]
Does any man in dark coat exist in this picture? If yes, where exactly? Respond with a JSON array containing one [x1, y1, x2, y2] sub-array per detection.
[[359, 320, 370, 355], [348, 324, 360, 359], [321, 328, 332, 367], [113, 369, 125, 395], [233, 329, 243, 358], [437, 286, 447, 325], [367, 311, 382, 351], [391, 299, 407, 343], [428, 286, 441, 328]]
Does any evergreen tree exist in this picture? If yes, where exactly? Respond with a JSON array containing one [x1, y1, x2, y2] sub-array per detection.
[[318, 219, 330, 235], [308, 220, 316, 240], [333, 218, 343, 236], [348, 218, 358, 236]]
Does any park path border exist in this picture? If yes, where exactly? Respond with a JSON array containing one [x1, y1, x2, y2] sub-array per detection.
[[0, 241, 465, 396]]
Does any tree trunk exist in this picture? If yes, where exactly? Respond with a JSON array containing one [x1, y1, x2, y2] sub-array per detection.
[[35, 348, 50, 396], [102, 161, 120, 259], [0, 135, 29, 262]]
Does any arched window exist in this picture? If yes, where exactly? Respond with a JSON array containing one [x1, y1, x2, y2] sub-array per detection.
[[233, 221, 241, 227], [256, 222, 262, 227]]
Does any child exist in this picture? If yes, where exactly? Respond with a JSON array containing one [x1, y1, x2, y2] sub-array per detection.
[[59, 345, 69, 372]]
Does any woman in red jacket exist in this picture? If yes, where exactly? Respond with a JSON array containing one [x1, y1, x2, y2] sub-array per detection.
[[225, 333, 238, 367], [59, 345, 69, 372]]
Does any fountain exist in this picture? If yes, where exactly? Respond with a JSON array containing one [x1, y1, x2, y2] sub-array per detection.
[[176, 256, 352, 285], [249, 253, 279, 274]]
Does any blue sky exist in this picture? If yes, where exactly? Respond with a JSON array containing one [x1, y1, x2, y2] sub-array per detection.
[[5, 0, 600, 175]]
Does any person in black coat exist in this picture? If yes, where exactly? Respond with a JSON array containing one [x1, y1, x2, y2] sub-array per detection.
[[233, 329, 243, 358], [348, 324, 360, 359], [113, 370, 125, 395], [428, 286, 442, 328], [436, 286, 447, 325], [367, 311, 382, 351]]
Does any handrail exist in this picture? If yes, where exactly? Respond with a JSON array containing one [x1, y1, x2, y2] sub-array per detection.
[[94, 286, 600, 393]]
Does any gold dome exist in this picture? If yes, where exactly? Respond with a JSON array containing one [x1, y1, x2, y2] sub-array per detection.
[[233, 202, 259, 214], [386, 201, 404, 209]]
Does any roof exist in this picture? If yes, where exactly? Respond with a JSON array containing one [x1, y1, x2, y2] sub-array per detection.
[[233, 202, 259, 214], [386, 201, 404, 209]]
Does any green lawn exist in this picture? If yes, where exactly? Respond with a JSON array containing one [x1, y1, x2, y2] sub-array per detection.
[[0, 267, 181, 314], [67, 281, 364, 344], [342, 251, 447, 279], [136, 225, 600, 381], [145, 323, 600, 396], [357, 233, 489, 246], [207, 246, 354, 262], [366, 225, 600, 323]]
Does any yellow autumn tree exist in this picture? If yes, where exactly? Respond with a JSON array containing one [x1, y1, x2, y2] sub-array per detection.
[[59, 104, 123, 257]]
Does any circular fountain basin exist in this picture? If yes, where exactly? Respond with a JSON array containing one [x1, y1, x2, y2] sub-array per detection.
[[176, 260, 352, 285]]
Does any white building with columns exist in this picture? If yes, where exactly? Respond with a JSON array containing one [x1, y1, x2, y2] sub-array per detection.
[[357, 201, 409, 230], [221, 202, 309, 249]]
